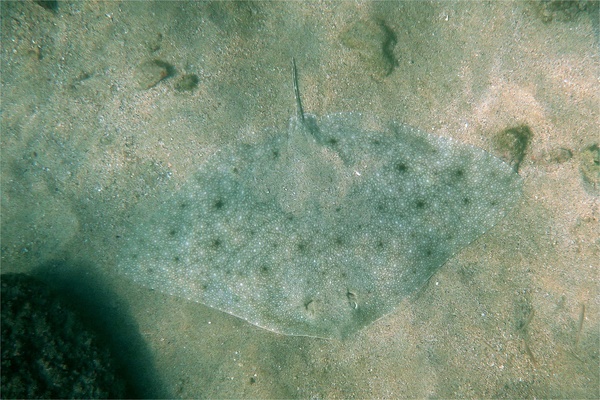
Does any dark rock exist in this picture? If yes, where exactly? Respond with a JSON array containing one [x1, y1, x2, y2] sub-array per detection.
[[35, 0, 58, 12], [1, 273, 125, 399]]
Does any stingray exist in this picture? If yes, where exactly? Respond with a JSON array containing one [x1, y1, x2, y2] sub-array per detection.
[[116, 60, 522, 339]]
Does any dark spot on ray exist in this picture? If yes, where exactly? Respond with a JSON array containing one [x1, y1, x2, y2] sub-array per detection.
[[213, 198, 225, 210], [173, 256, 180, 262], [376, 240, 384, 249], [303, 299, 314, 310], [260, 265, 269, 273], [211, 238, 222, 249], [297, 242, 307, 252], [334, 237, 343, 246], [169, 229, 177, 236], [415, 200, 426, 209], [453, 168, 465, 178], [335, 206, 342, 212], [462, 197, 470, 205], [376, 203, 386, 212], [271, 149, 280, 159], [395, 162, 408, 173], [179, 202, 188, 209], [327, 138, 338, 145]]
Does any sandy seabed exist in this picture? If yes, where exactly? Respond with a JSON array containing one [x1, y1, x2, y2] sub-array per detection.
[[1, 1, 598, 398]]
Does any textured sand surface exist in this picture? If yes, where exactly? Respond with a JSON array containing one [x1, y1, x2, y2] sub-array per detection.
[[1, 1, 598, 398]]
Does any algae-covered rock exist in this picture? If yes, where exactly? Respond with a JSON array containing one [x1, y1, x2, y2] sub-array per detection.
[[1, 273, 125, 399], [492, 125, 533, 172]]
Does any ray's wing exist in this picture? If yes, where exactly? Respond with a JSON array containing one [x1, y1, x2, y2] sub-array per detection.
[[116, 112, 521, 339]]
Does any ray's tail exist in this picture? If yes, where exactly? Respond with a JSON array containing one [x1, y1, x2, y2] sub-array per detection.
[[291, 58, 305, 122]]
